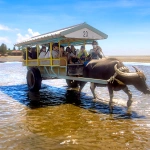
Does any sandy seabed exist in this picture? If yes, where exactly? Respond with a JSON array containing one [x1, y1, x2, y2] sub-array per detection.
[[0, 55, 150, 63], [110, 55, 150, 63], [0, 56, 23, 62]]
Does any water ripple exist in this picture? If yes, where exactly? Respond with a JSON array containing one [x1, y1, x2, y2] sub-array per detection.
[[0, 62, 150, 149]]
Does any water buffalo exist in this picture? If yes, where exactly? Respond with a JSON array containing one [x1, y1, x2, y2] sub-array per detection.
[[79, 58, 150, 113]]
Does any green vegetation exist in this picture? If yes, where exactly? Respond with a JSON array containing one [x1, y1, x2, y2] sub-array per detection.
[[0, 43, 22, 56], [0, 43, 7, 55]]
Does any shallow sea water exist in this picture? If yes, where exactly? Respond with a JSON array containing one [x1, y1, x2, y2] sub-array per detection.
[[0, 62, 150, 150]]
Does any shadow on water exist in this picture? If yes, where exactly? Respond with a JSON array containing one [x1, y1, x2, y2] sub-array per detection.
[[0, 83, 145, 119]]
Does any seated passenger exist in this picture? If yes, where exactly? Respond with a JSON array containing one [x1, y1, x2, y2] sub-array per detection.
[[78, 45, 88, 62], [60, 45, 67, 57], [83, 54, 91, 66], [67, 46, 80, 64], [71, 45, 77, 55], [65, 46, 71, 63], [39, 45, 46, 58], [71, 45, 79, 56], [23, 46, 32, 60], [52, 43, 60, 65], [44, 50, 50, 58], [31, 47, 37, 59], [45, 43, 59, 59], [52, 43, 59, 58]]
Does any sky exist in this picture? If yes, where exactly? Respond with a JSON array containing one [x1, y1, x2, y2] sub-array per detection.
[[0, 0, 150, 56]]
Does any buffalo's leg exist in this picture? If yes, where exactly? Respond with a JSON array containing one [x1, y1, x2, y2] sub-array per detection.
[[79, 81, 86, 93], [108, 85, 114, 113], [90, 83, 97, 99], [122, 86, 132, 114]]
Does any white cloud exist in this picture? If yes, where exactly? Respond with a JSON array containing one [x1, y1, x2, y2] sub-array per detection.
[[0, 24, 11, 31], [28, 28, 40, 36], [0, 37, 11, 44], [16, 28, 40, 43], [0, 24, 19, 32], [16, 33, 30, 43]]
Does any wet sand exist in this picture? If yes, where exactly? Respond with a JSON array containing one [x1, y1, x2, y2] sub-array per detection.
[[109, 56, 150, 63], [0, 56, 23, 63], [0, 55, 150, 63]]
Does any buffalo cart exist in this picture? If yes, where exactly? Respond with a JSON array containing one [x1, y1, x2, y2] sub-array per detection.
[[15, 22, 108, 91]]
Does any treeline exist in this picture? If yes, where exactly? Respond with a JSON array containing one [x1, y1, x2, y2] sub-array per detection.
[[0, 43, 18, 56]]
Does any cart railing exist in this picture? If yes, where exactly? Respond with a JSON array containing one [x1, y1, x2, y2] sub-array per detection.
[[23, 57, 67, 67]]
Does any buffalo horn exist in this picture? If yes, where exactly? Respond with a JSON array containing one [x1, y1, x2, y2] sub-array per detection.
[[114, 64, 138, 77], [132, 66, 140, 72]]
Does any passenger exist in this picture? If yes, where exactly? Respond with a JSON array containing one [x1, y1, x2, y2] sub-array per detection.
[[31, 47, 37, 59], [23, 46, 32, 60], [52, 43, 59, 58], [44, 47, 50, 59], [59, 45, 67, 57], [89, 40, 102, 59], [71, 45, 78, 57], [76, 49, 79, 56], [83, 54, 91, 66], [52, 43, 60, 65], [78, 45, 88, 62], [66, 46, 71, 54], [67, 46, 80, 64], [65, 46, 71, 63], [39, 45, 46, 58], [45, 43, 59, 59]]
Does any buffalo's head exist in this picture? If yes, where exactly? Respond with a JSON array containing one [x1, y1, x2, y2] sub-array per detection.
[[114, 64, 150, 94]]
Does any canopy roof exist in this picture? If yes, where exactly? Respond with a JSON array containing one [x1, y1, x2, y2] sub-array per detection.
[[15, 22, 108, 47]]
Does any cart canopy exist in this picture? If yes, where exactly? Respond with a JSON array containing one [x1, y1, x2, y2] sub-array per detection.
[[15, 22, 108, 47]]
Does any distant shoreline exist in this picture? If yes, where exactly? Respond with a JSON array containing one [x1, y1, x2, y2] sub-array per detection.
[[0, 55, 150, 63], [107, 56, 150, 63]]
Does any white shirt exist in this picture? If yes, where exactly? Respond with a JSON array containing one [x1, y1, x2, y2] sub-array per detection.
[[45, 51, 51, 58], [52, 50, 59, 65], [52, 50, 59, 58], [45, 50, 59, 58], [89, 46, 102, 59], [38, 51, 46, 58]]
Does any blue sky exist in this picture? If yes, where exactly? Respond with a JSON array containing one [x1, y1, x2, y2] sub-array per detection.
[[0, 0, 150, 55]]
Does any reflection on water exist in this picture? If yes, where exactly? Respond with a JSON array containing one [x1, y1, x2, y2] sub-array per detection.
[[0, 62, 150, 149]]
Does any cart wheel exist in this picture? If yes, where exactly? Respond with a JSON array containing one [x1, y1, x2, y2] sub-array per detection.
[[27, 68, 42, 92], [66, 79, 78, 88]]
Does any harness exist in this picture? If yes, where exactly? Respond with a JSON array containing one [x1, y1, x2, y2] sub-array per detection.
[[107, 66, 129, 84]]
